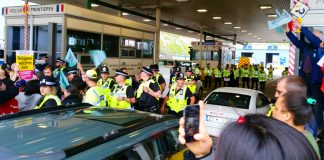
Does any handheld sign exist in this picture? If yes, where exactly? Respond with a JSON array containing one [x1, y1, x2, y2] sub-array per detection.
[[65, 48, 78, 67], [16, 50, 34, 80], [268, 9, 293, 30], [291, 1, 310, 18], [89, 50, 107, 67]]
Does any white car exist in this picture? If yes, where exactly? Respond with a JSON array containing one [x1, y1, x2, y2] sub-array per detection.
[[204, 87, 271, 137]]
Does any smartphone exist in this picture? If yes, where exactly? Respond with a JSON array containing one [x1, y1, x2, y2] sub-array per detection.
[[184, 104, 200, 142]]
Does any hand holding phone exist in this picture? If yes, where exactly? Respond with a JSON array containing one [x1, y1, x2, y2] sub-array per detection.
[[184, 104, 200, 142]]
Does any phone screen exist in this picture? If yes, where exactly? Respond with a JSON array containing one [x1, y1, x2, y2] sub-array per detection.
[[184, 105, 200, 142]]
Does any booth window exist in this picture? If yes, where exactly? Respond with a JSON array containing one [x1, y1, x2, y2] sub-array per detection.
[[103, 34, 119, 58], [120, 37, 138, 58], [67, 29, 101, 53], [143, 40, 154, 58], [6, 26, 28, 51]]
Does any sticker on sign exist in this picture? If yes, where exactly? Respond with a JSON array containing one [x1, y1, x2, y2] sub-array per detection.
[[291, 1, 310, 18]]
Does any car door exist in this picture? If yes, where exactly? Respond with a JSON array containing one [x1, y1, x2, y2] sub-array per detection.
[[160, 128, 188, 160], [256, 93, 271, 114]]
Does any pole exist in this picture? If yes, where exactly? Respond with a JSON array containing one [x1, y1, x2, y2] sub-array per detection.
[[29, 15, 33, 51], [199, 28, 203, 66], [24, 0, 28, 50], [154, 2, 161, 64]]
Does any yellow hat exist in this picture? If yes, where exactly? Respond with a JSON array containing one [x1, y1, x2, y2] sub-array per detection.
[[85, 69, 97, 79]]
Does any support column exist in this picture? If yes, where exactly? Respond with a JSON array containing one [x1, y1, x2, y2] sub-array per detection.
[[154, 3, 161, 64], [29, 15, 33, 51], [48, 23, 57, 65], [199, 29, 203, 66]]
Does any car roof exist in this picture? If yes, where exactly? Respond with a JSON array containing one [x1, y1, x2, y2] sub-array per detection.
[[0, 105, 177, 159], [211, 87, 262, 96]]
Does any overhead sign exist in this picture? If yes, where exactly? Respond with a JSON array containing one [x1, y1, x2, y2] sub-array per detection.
[[16, 50, 34, 80], [2, 4, 64, 16], [291, 1, 310, 18]]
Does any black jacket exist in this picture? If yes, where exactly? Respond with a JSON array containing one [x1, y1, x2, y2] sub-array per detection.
[[62, 95, 82, 106], [0, 78, 18, 105]]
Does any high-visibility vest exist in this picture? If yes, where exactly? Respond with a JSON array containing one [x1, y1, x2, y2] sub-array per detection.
[[259, 72, 266, 82], [137, 79, 158, 100], [125, 77, 132, 86], [214, 68, 222, 78], [153, 73, 164, 91], [171, 76, 177, 85], [252, 70, 259, 78], [204, 68, 212, 76], [242, 69, 250, 78], [97, 78, 114, 107], [166, 84, 188, 113], [268, 67, 273, 73], [185, 75, 196, 94], [223, 69, 230, 78], [110, 84, 131, 109], [83, 86, 106, 107], [194, 67, 201, 75], [35, 95, 61, 109], [234, 69, 239, 79], [282, 70, 288, 76]]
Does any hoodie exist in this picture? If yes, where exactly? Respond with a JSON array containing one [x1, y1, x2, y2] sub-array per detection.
[[15, 92, 42, 111]]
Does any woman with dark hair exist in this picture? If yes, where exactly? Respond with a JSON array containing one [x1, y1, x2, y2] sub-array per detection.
[[62, 85, 82, 106], [272, 91, 320, 158], [15, 80, 42, 111], [178, 101, 319, 160]]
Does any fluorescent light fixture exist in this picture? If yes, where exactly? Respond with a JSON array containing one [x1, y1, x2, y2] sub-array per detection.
[[163, 23, 169, 26], [176, 27, 182, 30], [252, 35, 258, 38], [188, 30, 193, 33], [267, 14, 277, 18], [257, 37, 262, 40], [233, 26, 241, 29], [176, 0, 189, 2], [241, 30, 247, 32], [91, 3, 99, 7], [224, 22, 232, 25], [212, 16, 222, 20], [122, 12, 129, 16], [143, 19, 152, 22], [263, 40, 266, 42], [197, 9, 207, 12], [260, 5, 272, 10], [248, 33, 253, 35]]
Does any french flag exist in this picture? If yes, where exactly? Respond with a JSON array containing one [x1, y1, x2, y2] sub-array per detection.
[[56, 4, 64, 12], [1, 8, 8, 15]]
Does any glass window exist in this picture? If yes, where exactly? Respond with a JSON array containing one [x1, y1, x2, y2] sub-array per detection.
[[142, 139, 163, 160], [6, 26, 29, 51], [103, 34, 119, 58], [143, 41, 154, 58], [136, 40, 143, 58], [108, 148, 141, 160], [33, 26, 48, 52], [205, 92, 251, 109], [256, 94, 270, 108], [212, 51, 219, 60], [67, 29, 101, 53]]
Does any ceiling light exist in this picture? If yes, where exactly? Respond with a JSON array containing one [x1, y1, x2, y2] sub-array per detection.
[[263, 40, 266, 42], [176, 0, 189, 2], [248, 33, 253, 35], [91, 3, 99, 7], [260, 5, 272, 10], [188, 30, 193, 33], [197, 9, 207, 13], [233, 26, 241, 29], [122, 12, 129, 16], [267, 14, 277, 18], [163, 23, 169, 26], [212, 16, 222, 20], [224, 22, 232, 25], [252, 35, 258, 38], [176, 27, 182, 30], [257, 38, 262, 40], [143, 19, 152, 22], [241, 30, 247, 32]]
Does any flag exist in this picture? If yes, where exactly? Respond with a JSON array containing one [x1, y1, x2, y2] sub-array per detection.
[[89, 50, 107, 67], [65, 48, 78, 67], [268, 9, 293, 30], [59, 69, 69, 89]]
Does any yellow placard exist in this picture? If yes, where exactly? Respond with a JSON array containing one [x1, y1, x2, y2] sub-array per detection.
[[22, 4, 29, 15], [16, 54, 34, 71]]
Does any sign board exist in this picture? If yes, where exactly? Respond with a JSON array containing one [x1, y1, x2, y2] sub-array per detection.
[[2, 4, 64, 16], [22, 4, 29, 15], [16, 50, 34, 80], [291, 1, 310, 18]]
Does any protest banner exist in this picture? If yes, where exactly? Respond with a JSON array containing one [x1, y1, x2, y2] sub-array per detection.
[[16, 50, 34, 80]]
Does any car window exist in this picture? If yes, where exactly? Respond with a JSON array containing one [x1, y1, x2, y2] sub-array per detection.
[[107, 148, 141, 160], [142, 138, 164, 160], [161, 128, 187, 159], [256, 93, 270, 108], [205, 92, 251, 109]]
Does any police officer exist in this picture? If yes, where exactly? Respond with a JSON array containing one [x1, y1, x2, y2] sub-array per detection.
[[204, 63, 212, 88], [242, 65, 250, 88], [214, 64, 222, 88], [282, 67, 289, 77], [268, 64, 274, 80], [194, 64, 201, 80], [150, 64, 166, 92], [53, 58, 67, 80], [223, 64, 231, 87], [184, 67, 197, 96], [259, 67, 267, 90], [97, 66, 115, 107], [161, 73, 195, 117], [121, 67, 133, 86], [66, 68, 78, 83], [251, 65, 260, 90], [110, 70, 135, 109], [35, 76, 61, 109], [233, 65, 240, 87], [83, 69, 106, 107], [137, 67, 161, 113], [170, 67, 183, 86]]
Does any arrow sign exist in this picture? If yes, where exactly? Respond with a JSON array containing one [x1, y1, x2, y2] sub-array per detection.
[[291, 1, 310, 18]]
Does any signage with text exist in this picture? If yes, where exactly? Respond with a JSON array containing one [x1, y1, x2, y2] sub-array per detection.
[[16, 50, 34, 80], [2, 4, 64, 16]]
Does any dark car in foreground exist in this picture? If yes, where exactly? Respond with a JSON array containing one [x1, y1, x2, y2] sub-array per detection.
[[0, 105, 186, 160]]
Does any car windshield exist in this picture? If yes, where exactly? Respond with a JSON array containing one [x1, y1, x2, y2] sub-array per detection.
[[205, 92, 251, 109]]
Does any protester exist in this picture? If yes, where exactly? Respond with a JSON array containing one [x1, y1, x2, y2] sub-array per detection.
[[178, 101, 319, 160], [35, 54, 49, 71], [0, 68, 18, 105], [43, 65, 54, 77], [65, 68, 78, 82], [15, 80, 41, 111], [62, 85, 82, 106], [82, 69, 106, 107], [53, 57, 67, 80], [35, 76, 61, 109], [70, 77, 87, 99]]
